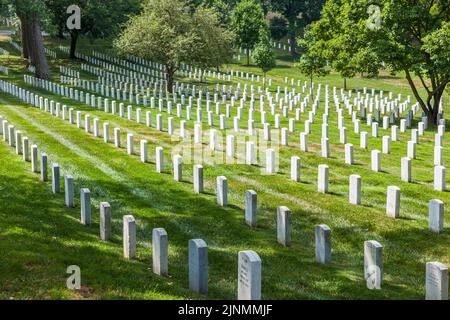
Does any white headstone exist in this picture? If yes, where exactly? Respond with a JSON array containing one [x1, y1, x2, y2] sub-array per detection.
[[401, 157, 411, 182], [193, 165, 204, 193], [429, 199, 444, 234], [123, 215, 136, 259], [217, 176, 227, 207], [434, 166, 446, 191], [152, 228, 168, 276], [426, 262, 448, 300], [100, 202, 111, 241], [189, 239, 208, 295], [349, 174, 362, 205], [245, 190, 257, 228], [386, 186, 400, 218], [238, 251, 261, 300], [318, 164, 329, 193], [315, 224, 331, 264], [364, 240, 383, 289], [80, 188, 91, 225], [65, 175, 74, 208], [291, 156, 301, 182], [277, 206, 291, 246]]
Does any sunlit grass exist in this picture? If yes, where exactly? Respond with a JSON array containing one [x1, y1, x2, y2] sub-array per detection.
[[0, 34, 448, 300]]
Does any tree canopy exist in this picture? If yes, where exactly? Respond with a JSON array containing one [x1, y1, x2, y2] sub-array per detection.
[[231, 0, 265, 66], [192, 5, 235, 72], [252, 26, 276, 85], [115, 0, 234, 92], [5, 0, 51, 79], [306, 0, 450, 124], [296, 27, 327, 84]]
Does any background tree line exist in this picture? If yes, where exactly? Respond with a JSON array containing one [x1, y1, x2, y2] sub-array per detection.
[[0, 0, 324, 81]]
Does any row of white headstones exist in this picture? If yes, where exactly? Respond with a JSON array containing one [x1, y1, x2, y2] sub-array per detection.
[[37, 47, 444, 152], [27, 54, 449, 207], [26, 68, 447, 196], [46, 51, 410, 139], [66, 48, 413, 115], [0, 111, 260, 299], [71, 52, 446, 189], [0, 84, 264, 299], [85, 48, 299, 88], [67, 47, 417, 131], [89, 49, 266, 84], [1, 76, 448, 299], [6, 85, 447, 230]]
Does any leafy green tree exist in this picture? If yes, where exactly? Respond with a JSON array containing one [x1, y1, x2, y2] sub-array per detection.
[[309, 0, 450, 124], [199, 0, 234, 25], [116, 0, 234, 92], [252, 26, 276, 87], [296, 28, 327, 84], [0, 1, 14, 20], [192, 5, 235, 72], [270, 0, 325, 56], [231, 0, 265, 66], [8, 0, 51, 79], [305, 1, 385, 89], [115, 0, 196, 92], [352, 47, 382, 78]]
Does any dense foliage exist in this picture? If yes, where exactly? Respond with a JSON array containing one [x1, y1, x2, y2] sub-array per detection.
[[231, 0, 265, 65], [305, 0, 450, 123], [115, 0, 234, 91]]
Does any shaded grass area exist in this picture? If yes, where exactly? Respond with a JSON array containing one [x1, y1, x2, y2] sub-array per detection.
[[0, 34, 449, 300]]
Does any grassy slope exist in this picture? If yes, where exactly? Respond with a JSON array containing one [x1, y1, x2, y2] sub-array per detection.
[[0, 34, 449, 300]]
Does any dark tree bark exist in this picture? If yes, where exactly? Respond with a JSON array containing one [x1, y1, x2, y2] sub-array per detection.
[[69, 30, 79, 59], [405, 70, 447, 125], [289, 33, 297, 57], [25, 12, 51, 80], [20, 17, 30, 60], [166, 66, 175, 94], [286, 15, 298, 57], [57, 24, 66, 39]]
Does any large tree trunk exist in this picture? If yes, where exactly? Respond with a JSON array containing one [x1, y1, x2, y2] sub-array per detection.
[[344, 78, 347, 91], [426, 90, 444, 125], [26, 13, 51, 80], [405, 70, 447, 126], [69, 30, 78, 59], [166, 66, 175, 94], [287, 16, 297, 57], [20, 18, 30, 60], [289, 34, 297, 56]]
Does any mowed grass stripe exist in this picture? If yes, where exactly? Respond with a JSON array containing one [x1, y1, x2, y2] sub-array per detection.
[[1, 80, 448, 300]]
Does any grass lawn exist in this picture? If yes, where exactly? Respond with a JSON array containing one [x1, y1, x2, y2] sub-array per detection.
[[0, 33, 449, 300]]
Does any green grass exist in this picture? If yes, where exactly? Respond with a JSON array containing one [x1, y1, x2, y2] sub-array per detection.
[[0, 33, 449, 300]]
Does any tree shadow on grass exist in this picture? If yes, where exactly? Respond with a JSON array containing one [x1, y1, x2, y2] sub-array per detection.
[[1, 155, 439, 300], [1, 123, 446, 300]]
